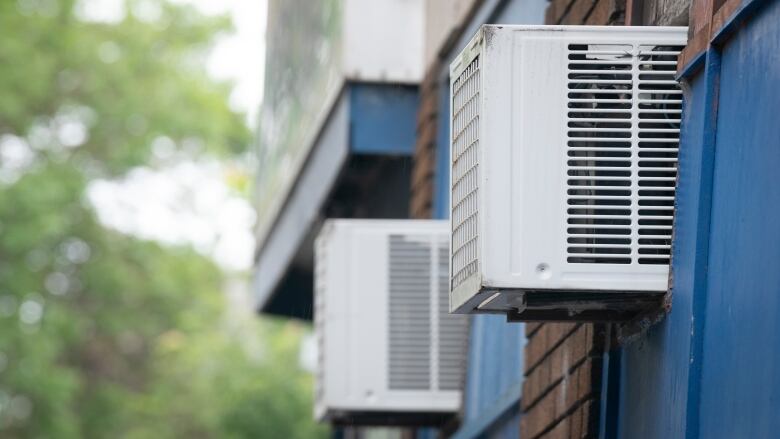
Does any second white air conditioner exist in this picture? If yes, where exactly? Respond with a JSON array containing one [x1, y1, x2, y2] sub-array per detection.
[[448, 25, 688, 321], [315, 220, 467, 425]]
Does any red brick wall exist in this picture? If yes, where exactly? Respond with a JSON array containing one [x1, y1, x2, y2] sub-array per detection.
[[410, 63, 441, 220], [546, 0, 626, 25], [520, 324, 608, 439]]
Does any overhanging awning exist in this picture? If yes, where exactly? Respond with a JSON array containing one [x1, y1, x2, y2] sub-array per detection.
[[252, 82, 419, 319]]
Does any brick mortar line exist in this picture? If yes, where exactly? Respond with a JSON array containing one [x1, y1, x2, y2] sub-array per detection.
[[524, 324, 583, 375], [579, 0, 603, 24], [528, 393, 600, 439], [554, 0, 581, 24], [526, 323, 544, 338], [522, 352, 602, 412]]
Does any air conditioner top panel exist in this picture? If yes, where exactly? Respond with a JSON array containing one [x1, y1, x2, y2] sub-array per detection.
[[450, 25, 687, 79]]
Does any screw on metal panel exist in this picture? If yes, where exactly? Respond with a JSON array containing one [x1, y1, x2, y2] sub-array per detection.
[[536, 263, 552, 280]]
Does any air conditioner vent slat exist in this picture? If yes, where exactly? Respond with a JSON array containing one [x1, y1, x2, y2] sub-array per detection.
[[566, 42, 683, 265], [388, 235, 431, 390], [437, 243, 465, 391]]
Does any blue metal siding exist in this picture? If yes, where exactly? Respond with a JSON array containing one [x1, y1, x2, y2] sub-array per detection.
[[616, 57, 711, 439], [488, 412, 521, 439], [617, 1, 780, 437], [433, 79, 451, 220], [478, 411, 522, 439], [349, 83, 419, 155], [463, 317, 524, 424], [452, 316, 524, 439], [698, 2, 780, 437]]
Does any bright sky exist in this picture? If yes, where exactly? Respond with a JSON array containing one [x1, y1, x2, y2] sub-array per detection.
[[87, 159, 258, 272], [76, 0, 267, 272], [189, 0, 267, 127]]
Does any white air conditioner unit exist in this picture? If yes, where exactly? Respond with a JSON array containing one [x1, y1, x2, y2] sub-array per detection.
[[314, 220, 467, 425], [448, 25, 688, 321]]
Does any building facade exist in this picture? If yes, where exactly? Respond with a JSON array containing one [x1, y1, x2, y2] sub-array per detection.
[[253, 0, 780, 437]]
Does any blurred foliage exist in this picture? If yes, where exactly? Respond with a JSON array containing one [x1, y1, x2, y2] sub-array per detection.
[[0, 0, 327, 438]]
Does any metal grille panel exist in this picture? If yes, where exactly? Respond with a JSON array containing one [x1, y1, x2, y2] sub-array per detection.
[[565, 43, 682, 265], [451, 56, 480, 288], [636, 45, 684, 265], [437, 240, 466, 390], [388, 235, 431, 390]]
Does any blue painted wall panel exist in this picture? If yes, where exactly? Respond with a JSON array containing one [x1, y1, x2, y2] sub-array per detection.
[[349, 83, 418, 155], [463, 316, 524, 424], [485, 411, 521, 439], [451, 316, 523, 439], [616, 60, 710, 439], [433, 79, 451, 220], [617, 2, 780, 437], [698, 2, 780, 437]]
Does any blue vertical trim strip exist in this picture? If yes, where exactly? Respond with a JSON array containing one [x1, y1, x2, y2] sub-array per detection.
[[450, 381, 522, 439], [433, 77, 452, 220], [710, 0, 769, 45], [615, 40, 717, 439], [696, 4, 780, 435], [454, 316, 524, 439], [599, 347, 621, 439], [683, 48, 722, 439]]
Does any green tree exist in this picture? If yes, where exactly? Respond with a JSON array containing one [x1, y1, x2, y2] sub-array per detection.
[[0, 1, 327, 437]]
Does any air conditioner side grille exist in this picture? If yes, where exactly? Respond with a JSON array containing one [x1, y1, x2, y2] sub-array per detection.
[[437, 241, 466, 390], [388, 235, 431, 390], [565, 43, 682, 265], [451, 56, 480, 289]]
